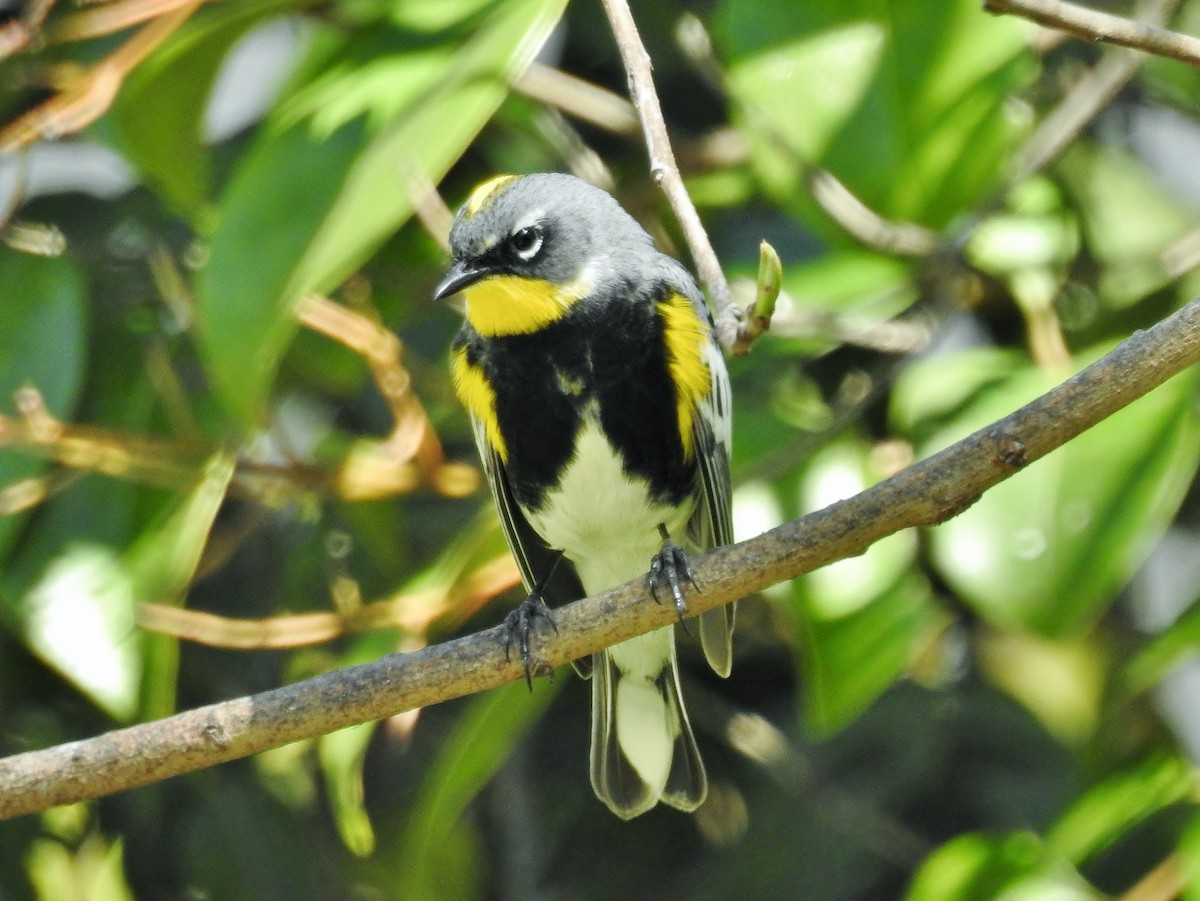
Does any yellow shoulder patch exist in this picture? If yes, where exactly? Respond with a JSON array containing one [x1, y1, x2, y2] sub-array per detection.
[[451, 347, 507, 463], [657, 294, 711, 459], [464, 175, 518, 217]]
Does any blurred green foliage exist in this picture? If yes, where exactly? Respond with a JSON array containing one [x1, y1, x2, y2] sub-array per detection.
[[3, 0, 1200, 898]]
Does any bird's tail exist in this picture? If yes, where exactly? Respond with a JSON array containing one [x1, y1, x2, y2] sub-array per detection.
[[589, 626, 706, 819]]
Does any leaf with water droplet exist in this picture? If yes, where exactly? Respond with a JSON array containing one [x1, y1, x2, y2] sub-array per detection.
[[894, 345, 1200, 636]]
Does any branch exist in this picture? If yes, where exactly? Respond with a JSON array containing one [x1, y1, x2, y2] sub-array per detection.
[[598, 0, 745, 351], [0, 1, 203, 153], [1005, 0, 1176, 185], [985, 0, 1200, 65], [2, 298, 1199, 819]]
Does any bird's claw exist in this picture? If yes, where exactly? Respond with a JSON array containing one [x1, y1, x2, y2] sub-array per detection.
[[646, 540, 700, 629], [504, 594, 558, 690]]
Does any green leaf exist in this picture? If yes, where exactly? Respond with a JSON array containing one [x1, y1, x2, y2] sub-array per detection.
[[793, 440, 938, 731], [13, 455, 232, 722], [715, 0, 1036, 230], [1179, 811, 1200, 901], [907, 347, 1200, 636], [904, 832, 1094, 901], [126, 452, 234, 720], [18, 542, 143, 720], [1120, 595, 1200, 702], [113, 0, 300, 218], [27, 834, 136, 901], [196, 0, 567, 424], [0, 253, 87, 560], [799, 572, 937, 732], [1047, 756, 1197, 866], [125, 452, 234, 605], [394, 679, 559, 900], [890, 349, 1025, 440], [1056, 143, 1199, 308], [1058, 143, 1196, 269], [318, 722, 377, 857]]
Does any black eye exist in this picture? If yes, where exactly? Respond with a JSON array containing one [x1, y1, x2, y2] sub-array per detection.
[[510, 225, 543, 260]]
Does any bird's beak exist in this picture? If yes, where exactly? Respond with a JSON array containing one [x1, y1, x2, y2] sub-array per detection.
[[433, 260, 490, 301]]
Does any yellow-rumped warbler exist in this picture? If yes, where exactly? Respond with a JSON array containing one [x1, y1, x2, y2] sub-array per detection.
[[435, 172, 734, 819]]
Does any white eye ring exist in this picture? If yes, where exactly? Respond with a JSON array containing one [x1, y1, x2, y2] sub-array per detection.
[[510, 225, 543, 261]]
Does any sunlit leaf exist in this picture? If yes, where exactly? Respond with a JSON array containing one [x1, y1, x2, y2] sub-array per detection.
[[1048, 756, 1197, 865], [13, 454, 231, 721], [793, 440, 939, 731], [113, 0, 301, 218], [1179, 810, 1200, 901], [19, 543, 142, 720], [903, 347, 1200, 636], [977, 632, 1107, 746], [715, 0, 1036, 229], [196, 0, 567, 424], [27, 834, 135, 901], [904, 832, 1094, 901]]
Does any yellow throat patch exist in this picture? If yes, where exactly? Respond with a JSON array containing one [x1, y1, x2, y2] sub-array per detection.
[[463, 272, 591, 338]]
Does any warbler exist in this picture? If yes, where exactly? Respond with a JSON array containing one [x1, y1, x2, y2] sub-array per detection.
[[434, 172, 735, 819]]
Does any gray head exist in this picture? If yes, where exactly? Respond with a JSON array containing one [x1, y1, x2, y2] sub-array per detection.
[[432, 173, 655, 300]]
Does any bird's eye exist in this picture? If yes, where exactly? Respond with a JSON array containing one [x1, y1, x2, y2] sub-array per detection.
[[510, 225, 544, 261]]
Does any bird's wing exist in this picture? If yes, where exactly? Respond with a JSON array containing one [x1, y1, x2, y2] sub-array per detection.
[[655, 258, 737, 676], [688, 340, 736, 677], [467, 412, 593, 677]]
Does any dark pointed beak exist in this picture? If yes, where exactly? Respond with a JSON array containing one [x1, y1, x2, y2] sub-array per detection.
[[433, 260, 490, 301]]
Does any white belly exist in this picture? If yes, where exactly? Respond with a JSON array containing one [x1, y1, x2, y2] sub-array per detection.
[[523, 417, 693, 595]]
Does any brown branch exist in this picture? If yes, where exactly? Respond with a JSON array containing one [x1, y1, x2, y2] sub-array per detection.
[[50, 0, 206, 42], [806, 170, 939, 257], [512, 62, 640, 136], [1117, 854, 1187, 901], [1009, 0, 1178, 183], [0, 1, 201, 153], [597, 0, 746, 351], [2, 297, 1199, 820], [984, 0, 1200, 65]]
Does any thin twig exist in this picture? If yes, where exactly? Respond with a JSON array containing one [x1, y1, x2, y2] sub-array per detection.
[[984, 0, 1200, 65], [598, 0, 744, 350], [1010, 0, 1178, 184], [806, 170, 940, 257], [513, 62, 639, 135], [2, 297, 1200, 819], [50, 0, 206, 42], [674, 13, 939, 260], [0, 1, 202, 153], [1117, 854, 1187, 901]]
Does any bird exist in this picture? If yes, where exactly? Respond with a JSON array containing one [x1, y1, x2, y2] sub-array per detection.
[[434, 172, 735, 819]]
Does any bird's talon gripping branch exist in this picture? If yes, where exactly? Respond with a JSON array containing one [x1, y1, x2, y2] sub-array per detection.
[[647, 532, 699, 627], [504, 594, 558, 690]]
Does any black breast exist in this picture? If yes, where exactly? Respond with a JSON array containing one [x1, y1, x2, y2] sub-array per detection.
[[461, 292, 696, 512]]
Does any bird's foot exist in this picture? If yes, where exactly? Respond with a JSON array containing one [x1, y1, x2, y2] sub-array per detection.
[[646, 537, 700, 626], [504, 593, 559, 690]]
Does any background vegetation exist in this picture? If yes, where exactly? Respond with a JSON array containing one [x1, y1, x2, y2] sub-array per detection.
[[3, 0, 1200, 898]]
